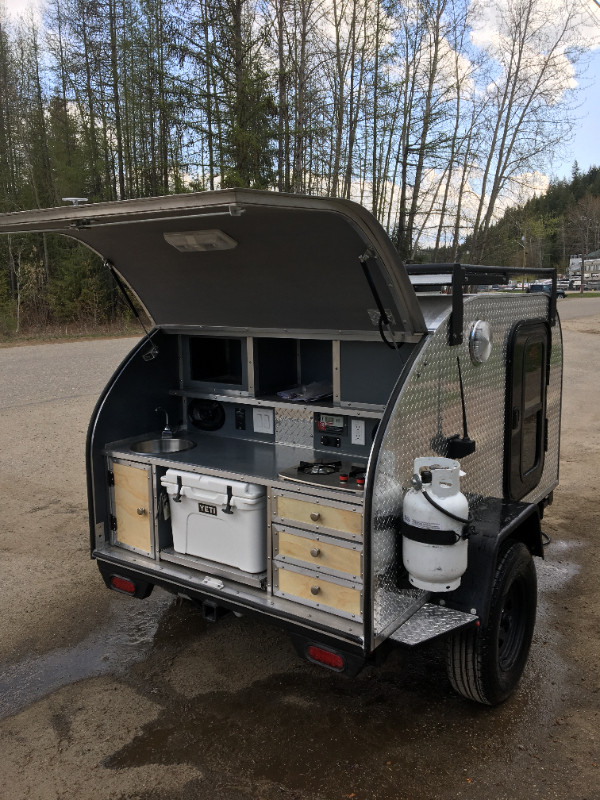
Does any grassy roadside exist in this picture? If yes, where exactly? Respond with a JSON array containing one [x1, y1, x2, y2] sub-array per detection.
[[0, 322, 142, 347], [2, 293, 598, 347]]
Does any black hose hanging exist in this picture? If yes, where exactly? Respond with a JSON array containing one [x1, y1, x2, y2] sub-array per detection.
[[421, 487, 470, 525]]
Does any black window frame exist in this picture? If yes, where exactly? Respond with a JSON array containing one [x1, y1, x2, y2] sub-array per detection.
[[504, 319, 550, 501]]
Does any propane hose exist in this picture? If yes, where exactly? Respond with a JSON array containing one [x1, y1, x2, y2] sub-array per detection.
[[411, 471, 470, 526], [420, 488, 469, 525]]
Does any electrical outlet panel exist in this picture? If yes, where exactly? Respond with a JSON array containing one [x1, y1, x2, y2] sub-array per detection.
[[351, 419, 366, 446]]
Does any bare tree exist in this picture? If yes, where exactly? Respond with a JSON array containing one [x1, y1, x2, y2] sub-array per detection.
[[468, 0, 583, 262]]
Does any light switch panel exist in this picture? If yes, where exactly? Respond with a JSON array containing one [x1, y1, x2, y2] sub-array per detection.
[[253, 407, 274, 435]]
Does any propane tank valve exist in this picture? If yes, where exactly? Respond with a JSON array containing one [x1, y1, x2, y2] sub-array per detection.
[[410, 473, 422, 490]]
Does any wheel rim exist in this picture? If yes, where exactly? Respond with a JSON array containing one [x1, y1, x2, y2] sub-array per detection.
[[497, 577, 527, 672]]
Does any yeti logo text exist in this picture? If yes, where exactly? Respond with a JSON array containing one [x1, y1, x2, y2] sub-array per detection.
[[197, 503, 218, 516]]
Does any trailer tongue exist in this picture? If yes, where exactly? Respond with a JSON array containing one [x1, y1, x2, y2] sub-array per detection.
[[0, 189, 562, 704]]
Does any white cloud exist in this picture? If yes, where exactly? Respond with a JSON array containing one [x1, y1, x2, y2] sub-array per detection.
[[465, 0, 599, 115], [3, 0, 44, 18], [470, 0, 600, 53]]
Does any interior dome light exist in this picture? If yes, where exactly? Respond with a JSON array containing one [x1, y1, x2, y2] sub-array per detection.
[[164, 229, 237, 252]]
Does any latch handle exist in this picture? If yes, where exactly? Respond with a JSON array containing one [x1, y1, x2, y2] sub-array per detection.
[[173, 475, 183, 503], [223, 485, 234, 514]]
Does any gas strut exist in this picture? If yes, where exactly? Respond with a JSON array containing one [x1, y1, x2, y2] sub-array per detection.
[[358, 250, 401, 352], [104, 259, 158, 361]]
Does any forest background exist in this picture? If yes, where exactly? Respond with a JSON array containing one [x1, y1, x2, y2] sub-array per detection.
[[1, 0, 600, 337]]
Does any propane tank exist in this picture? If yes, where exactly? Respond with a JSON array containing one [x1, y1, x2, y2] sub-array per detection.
[[401, 457, 469, 592]]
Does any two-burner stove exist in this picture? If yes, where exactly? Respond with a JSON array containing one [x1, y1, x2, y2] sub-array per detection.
[[279, 459, 367, 493]]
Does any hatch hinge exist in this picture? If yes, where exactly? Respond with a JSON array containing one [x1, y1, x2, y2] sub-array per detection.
[[109, 514, 117, 532], [107, 470, 115, 486]]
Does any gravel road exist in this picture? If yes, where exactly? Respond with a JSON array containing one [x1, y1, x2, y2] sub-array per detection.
[[0, 306, 598, 800]]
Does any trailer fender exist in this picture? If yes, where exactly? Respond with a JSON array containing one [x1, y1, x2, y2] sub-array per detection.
[[439, 497, 543, 627]]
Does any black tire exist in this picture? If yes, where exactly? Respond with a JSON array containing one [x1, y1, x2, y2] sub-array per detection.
[[446, 541, 537, 705]]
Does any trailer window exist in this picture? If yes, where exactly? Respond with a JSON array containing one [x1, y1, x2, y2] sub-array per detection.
[[505, 321, 550, 500]]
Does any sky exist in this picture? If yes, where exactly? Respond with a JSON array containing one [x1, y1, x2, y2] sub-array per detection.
[[3, 0, 600, 183], [553, 45, 600, 180]]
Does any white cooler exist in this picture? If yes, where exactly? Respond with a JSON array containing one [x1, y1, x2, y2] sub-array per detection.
[[161, 470, 267, 573]]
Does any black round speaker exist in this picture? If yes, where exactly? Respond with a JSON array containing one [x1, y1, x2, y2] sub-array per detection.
[[187, 399, 226, 431]]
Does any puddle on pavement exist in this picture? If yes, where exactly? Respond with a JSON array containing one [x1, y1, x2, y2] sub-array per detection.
[[98, 548, 581, 798], [0, 589, 173, 720], [0, 538, 583, 797], [103, 661, 534, 799], [536, 539, 582, 592]]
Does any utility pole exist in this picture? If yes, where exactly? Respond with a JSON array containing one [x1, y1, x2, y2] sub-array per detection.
[[518, 235, 526, 290]]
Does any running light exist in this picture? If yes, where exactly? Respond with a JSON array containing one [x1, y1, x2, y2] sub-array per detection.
[[110, 576, 136, 594], [307, 645, 345, 671]]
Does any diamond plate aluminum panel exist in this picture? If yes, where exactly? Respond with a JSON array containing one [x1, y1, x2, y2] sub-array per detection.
[[275, 406, 314, 448], [373, 586, 428, 637], [389, 603, 478, 646], [371, 293, 562, 640]]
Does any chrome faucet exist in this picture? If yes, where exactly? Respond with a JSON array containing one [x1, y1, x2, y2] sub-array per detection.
[[155, 406, 173, 438]]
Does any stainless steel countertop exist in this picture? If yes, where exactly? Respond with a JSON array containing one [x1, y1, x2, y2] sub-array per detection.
[[104, 431, 368, 503]]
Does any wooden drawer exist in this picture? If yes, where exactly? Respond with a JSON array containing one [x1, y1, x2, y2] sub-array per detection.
[[274, 527, 362, 580], [274, 494, 362, 537], [274, 564, 362, 620]]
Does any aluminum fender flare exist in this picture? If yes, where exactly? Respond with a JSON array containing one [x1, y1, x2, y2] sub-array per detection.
[[439, 498, 543, 627]]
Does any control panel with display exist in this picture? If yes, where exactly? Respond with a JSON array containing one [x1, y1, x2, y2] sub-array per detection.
[[316, 414, 346, 434]]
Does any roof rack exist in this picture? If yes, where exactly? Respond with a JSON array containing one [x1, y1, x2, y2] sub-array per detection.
[[405, 263, 557, 345]]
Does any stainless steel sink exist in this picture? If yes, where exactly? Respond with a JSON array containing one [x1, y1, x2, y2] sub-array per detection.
[[130, 438, 196, 454]]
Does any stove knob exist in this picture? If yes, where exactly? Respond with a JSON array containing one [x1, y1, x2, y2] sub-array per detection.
[[310, 547, 321, 558], [339, 473, 349, 483], [310, 512, 321, 522]]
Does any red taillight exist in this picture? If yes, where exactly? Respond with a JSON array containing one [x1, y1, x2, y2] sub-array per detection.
[[110, 576, 136, 594], [306, 645, 345, 671]]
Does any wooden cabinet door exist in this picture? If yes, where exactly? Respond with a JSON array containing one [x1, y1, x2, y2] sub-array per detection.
[[112, 462, 153, 554]]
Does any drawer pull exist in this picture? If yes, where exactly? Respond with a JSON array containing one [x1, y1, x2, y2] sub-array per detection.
[[310, 547, 321, 558], [137, 507, 147, 516], [310, 512, 321, 522], [310, 585, 321, 595]]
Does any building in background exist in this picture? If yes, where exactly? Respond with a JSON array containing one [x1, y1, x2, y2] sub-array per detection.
[[568, 251, 600, 288]]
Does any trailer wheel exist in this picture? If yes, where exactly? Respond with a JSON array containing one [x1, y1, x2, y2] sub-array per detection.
[[446, 541, 537, 705]]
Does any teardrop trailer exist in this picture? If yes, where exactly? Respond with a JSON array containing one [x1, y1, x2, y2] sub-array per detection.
[[0, 190, 562, 705]]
